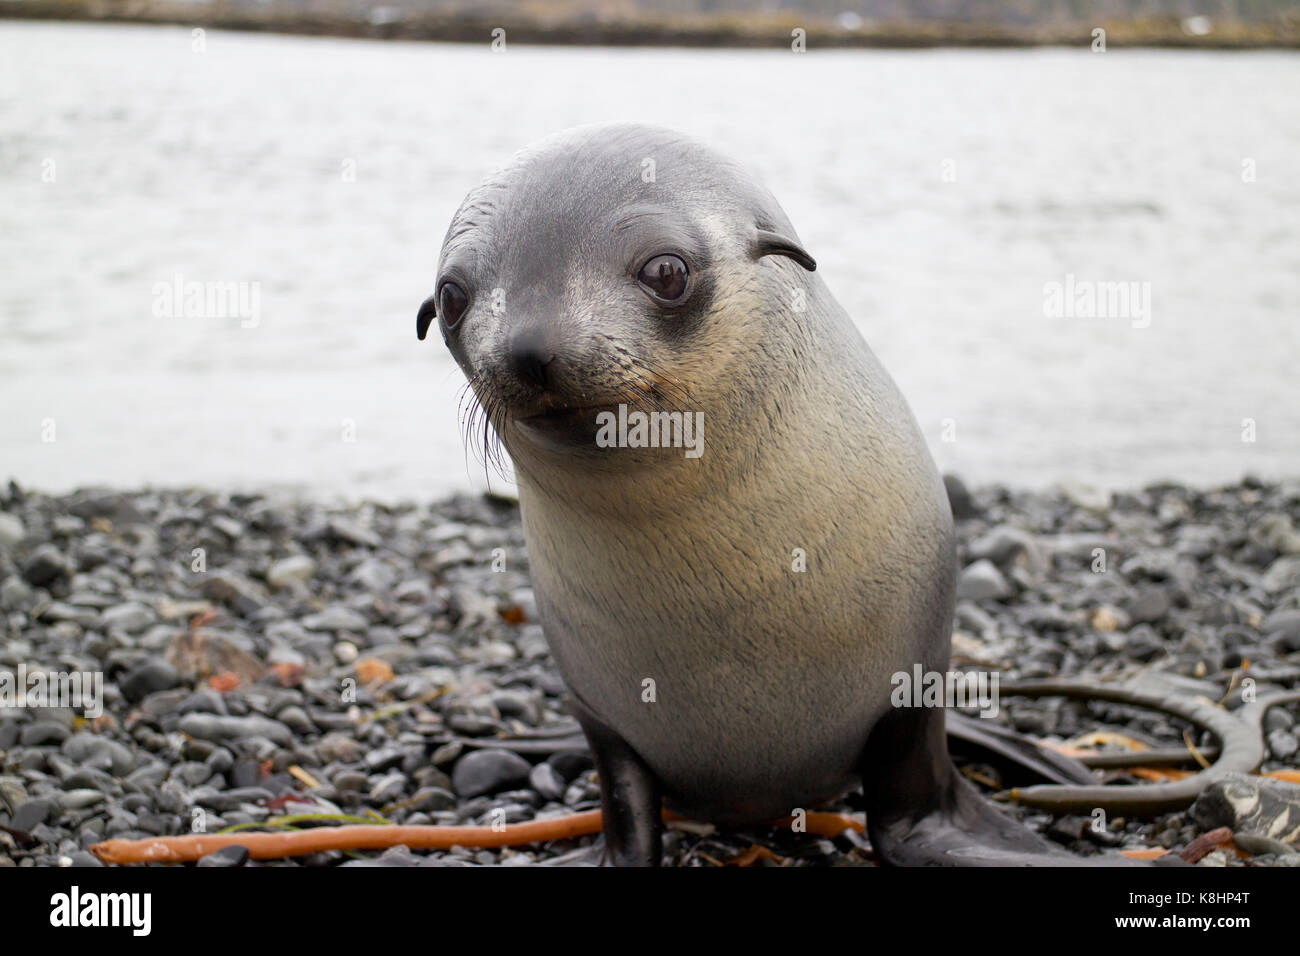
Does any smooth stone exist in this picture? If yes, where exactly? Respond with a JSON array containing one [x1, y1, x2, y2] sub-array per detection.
[[943, 474, 979, 520], [528, 762, 567, 802], [968, 526, 1044, 573], [200, 570, 269, 616], [317, 733, 364, 764], [369, 773, 407, 803], [327, 518, 382, 548], [1263, 608, 1300, 651], [120, 660, 180, 702], [0, 575, 33, 610], [446, 714, 502, 736], [301, 606, 369, 633], [178, 713, 294, 747], [0, 513, 25, 550], [172, 762, 214, 787], [409, 786, 457, 812], [412, 766, 454, 792], [100, 602, 157, 634], [62, 735, 136, 775], [1123, 625, 1164, 662], [196, 787, 274, 811], [11, 797, 55, 831], [59, 789, 106, 811], [39, 602, 101, 627], [548, 751, 594, 782], [956, 560, 1011, 601], [267, 555, 317, 589], [333, 771, 367, 793], [1126, 587, 1171, 624], [176, 689, 228, 716], [197, 845, 250, 868], [19, 720, 72, 746], [364, 747, 405, 772], [21, 544, 68, 586], [452, 750, 532, 798], [276, 705, 316, 734], [205, 747, 235, 772], [1261, 557, 1300, 594], [348, 558, 397, 592], [1267, 729, 1299, 760], [61, 768, 115, 791]]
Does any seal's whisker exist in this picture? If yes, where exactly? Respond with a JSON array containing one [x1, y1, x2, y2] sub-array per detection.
[[629, 358, 695, 409], [456, 371, 513, 486]]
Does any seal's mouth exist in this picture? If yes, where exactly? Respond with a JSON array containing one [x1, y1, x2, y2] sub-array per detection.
[[514, 403, 613, 445], [518, 404, 609, 426]]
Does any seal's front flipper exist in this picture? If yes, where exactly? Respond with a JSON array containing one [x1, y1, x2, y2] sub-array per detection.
[[569, 695, 664, 867], [862, 706, 1159, 866]]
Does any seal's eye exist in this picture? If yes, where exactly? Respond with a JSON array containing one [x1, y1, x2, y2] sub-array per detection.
[[637, 254, 689, 304], [438, 281, 469, 330]]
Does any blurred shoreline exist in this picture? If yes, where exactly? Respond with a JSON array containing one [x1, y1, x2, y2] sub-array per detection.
[[4, 2, 1300, 49]]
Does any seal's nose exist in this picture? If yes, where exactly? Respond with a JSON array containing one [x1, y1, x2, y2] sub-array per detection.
[[509, 328, 555, 390]]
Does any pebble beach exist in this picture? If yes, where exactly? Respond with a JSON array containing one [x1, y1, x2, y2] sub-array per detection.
[[2, 477, 1299, 867]]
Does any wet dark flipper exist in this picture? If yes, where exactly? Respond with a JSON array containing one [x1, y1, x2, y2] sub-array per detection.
[[861, 705, 1165, 866], [569, 695, 664, 867]]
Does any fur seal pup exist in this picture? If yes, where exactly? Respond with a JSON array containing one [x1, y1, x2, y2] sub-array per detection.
[[419, 123, 1119, 866]]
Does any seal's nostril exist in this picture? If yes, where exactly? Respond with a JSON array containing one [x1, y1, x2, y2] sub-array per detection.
[[512, 346, 555, 389], [509, 326, 555, 389]]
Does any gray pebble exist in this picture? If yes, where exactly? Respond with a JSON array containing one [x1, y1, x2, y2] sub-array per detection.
[[62, 735, 136, 775], [529, 762, 567, 802], [120, 660, 180, 702], [369, 773, 407, 803], [452, 750, 532, 798], [197, 845, 250, 867], [1267, 729, 1299, 760], [11, 797, 55, 831], [59, 789, 106, 811], [20, 720, 72, 747], [1126, 587, 1171, 624], [0, 513, 25, 550], [21, 544, 68, 586], [956, 560, 1011, 601], [409, 787, 457, 812], [100, 602, 157, 634], [171, 762, 214, 787], [332, 771, 367, 793], [197, 787, 274, 812], [178, 713, 294, 747], [276, 706, 316, 734], [301, 606, 369, 633], [267, 555, 316, 589]]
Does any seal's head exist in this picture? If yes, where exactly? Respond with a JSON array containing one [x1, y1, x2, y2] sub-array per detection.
[[418, 123, 815, 475]]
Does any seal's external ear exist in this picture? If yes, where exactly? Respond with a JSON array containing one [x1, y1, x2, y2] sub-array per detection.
[[754, 229, 816, 272], [416, 294, 437, 341]]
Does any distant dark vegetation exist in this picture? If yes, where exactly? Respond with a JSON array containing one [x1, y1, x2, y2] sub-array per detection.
[[5, 0, 1299, 47]]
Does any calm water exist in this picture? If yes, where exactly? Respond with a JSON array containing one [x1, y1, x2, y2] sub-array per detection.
[[2, 22, 1297, 501]]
